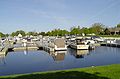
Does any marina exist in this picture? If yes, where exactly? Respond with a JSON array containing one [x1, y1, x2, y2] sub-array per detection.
[[69, 37, 91, 50], [43, 38, 67, 52], [0, 0, 120, 78], [1, 35, 120, 54], [1, 36, 120, 76], [0, 46, 120, 76], [101, 39, 120, 48], [0, 36, 96, 54]]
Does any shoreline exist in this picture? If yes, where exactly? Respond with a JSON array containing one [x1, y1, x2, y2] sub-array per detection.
[[0, 64, 120, 79]]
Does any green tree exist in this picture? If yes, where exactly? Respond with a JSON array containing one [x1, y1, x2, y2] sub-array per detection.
[[90, 23, 105, 35], [46, 29, 69, 36], [104, 28, 110, 35], [11, 30, 26, 37], [58, 29, 69, 36], [117, 23, 120, 28], [11, 32, 15, 37], [46, 31, 52, 36], [27, 32, 38, 36], [70, 27, 80, 35], [80, 27, 90, 34], [0, 32, 5, 37], [5, 34, 9, 37], [39, 32, 46, 36]]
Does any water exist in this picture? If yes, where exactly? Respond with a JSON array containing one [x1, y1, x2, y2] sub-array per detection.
[[0, 46, 120, 76]]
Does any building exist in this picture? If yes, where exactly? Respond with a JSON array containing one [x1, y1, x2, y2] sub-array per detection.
[[109, 27, 120, 35]]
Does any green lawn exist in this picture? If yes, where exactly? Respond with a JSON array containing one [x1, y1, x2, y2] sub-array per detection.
[[0, 64, 120, 79]]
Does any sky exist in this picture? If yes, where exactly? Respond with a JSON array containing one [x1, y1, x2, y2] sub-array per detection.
[[0, 0, 120, 33]]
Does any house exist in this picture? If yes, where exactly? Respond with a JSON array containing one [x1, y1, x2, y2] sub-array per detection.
[[18, 33, 22, 38], [109, 27, 120, 35]]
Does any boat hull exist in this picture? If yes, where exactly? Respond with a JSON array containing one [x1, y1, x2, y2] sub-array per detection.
[[70, 44, 89, 50]]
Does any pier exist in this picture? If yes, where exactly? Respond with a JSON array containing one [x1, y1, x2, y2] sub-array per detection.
[[0, 36, 102, 55], [0, 47, 8, 55], [101, 43, 120, 48], [0, 40, 43, 55], [43, 38, 67, 52], [101, 39, 120, 48], [1, 36, 120, 56]]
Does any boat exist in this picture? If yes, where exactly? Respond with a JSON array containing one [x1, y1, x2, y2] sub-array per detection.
[[69, 37, 90, 50], [48, 38, 67, 51]]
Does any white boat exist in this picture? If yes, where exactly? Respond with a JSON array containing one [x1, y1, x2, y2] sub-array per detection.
[[70, 37, 89, 50], [48, 38, 67, 51]]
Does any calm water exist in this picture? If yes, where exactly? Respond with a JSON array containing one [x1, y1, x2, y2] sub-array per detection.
[[0, 46, 120, 76]]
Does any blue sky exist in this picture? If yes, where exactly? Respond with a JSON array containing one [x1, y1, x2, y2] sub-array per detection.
[[0, 0, 120, 33]]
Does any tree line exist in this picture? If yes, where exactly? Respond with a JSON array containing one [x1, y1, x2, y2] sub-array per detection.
[[0, 23, 120, 37]]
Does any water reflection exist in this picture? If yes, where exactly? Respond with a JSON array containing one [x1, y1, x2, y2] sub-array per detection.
[[23, 50, 28, 55], [49, 51, 66, 61], [0, 53, 7, 65], [1, 47, 120, 76], [68, 48, 89, 58]]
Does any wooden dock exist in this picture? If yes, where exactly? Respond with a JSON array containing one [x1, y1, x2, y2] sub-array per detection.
[[0, 40, 44, 55], [0, 46, 8, 55], [101, 43, 120, 48], [13, 47, 39, 51]]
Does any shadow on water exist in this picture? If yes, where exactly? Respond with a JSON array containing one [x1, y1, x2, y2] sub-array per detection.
[[0, 71, 110, 79]]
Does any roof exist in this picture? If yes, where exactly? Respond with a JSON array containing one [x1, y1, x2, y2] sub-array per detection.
[[18, 33, 22, 37], [109, 27, 120, 32], [54, 38, 65, 48]]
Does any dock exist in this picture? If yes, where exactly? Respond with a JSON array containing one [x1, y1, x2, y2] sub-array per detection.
[[2, 36, 120, 55], [101, 43, 120, 48], [0, 40, 43, 55], [101, 39, 120, 48], [0, 46, 8, 55], [43, 38, 67, 52]]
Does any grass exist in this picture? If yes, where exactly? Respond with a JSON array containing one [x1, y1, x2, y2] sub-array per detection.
[[0, 64, 120, 79]]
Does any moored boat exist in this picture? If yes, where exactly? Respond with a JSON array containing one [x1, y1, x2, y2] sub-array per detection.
[[69, 37, 90, 50]]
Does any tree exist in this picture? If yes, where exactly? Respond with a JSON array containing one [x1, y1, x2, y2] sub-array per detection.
[[5, 34, 9, 37], [0, 32, 5, 37], [90, 23, 105, 35], [104, 28, 110, 35], [11, 32, 15, 37], [11, 30, 26, 37], [80, 27, 90, 34], [117, 23, 120, 28], [39, 32, 46, 36], [46, 31, 51, 36], [27, 32, 38, 36], [70, 27, 80, 35], [46, 29, 69, 36], [58, 29, 69, 36]]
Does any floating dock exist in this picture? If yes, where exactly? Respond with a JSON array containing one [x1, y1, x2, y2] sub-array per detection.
[[43, 38, 67, 52], [13, 47, 39, 51], [0, 46, 8, 55], [101, 43, 120, 48]]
